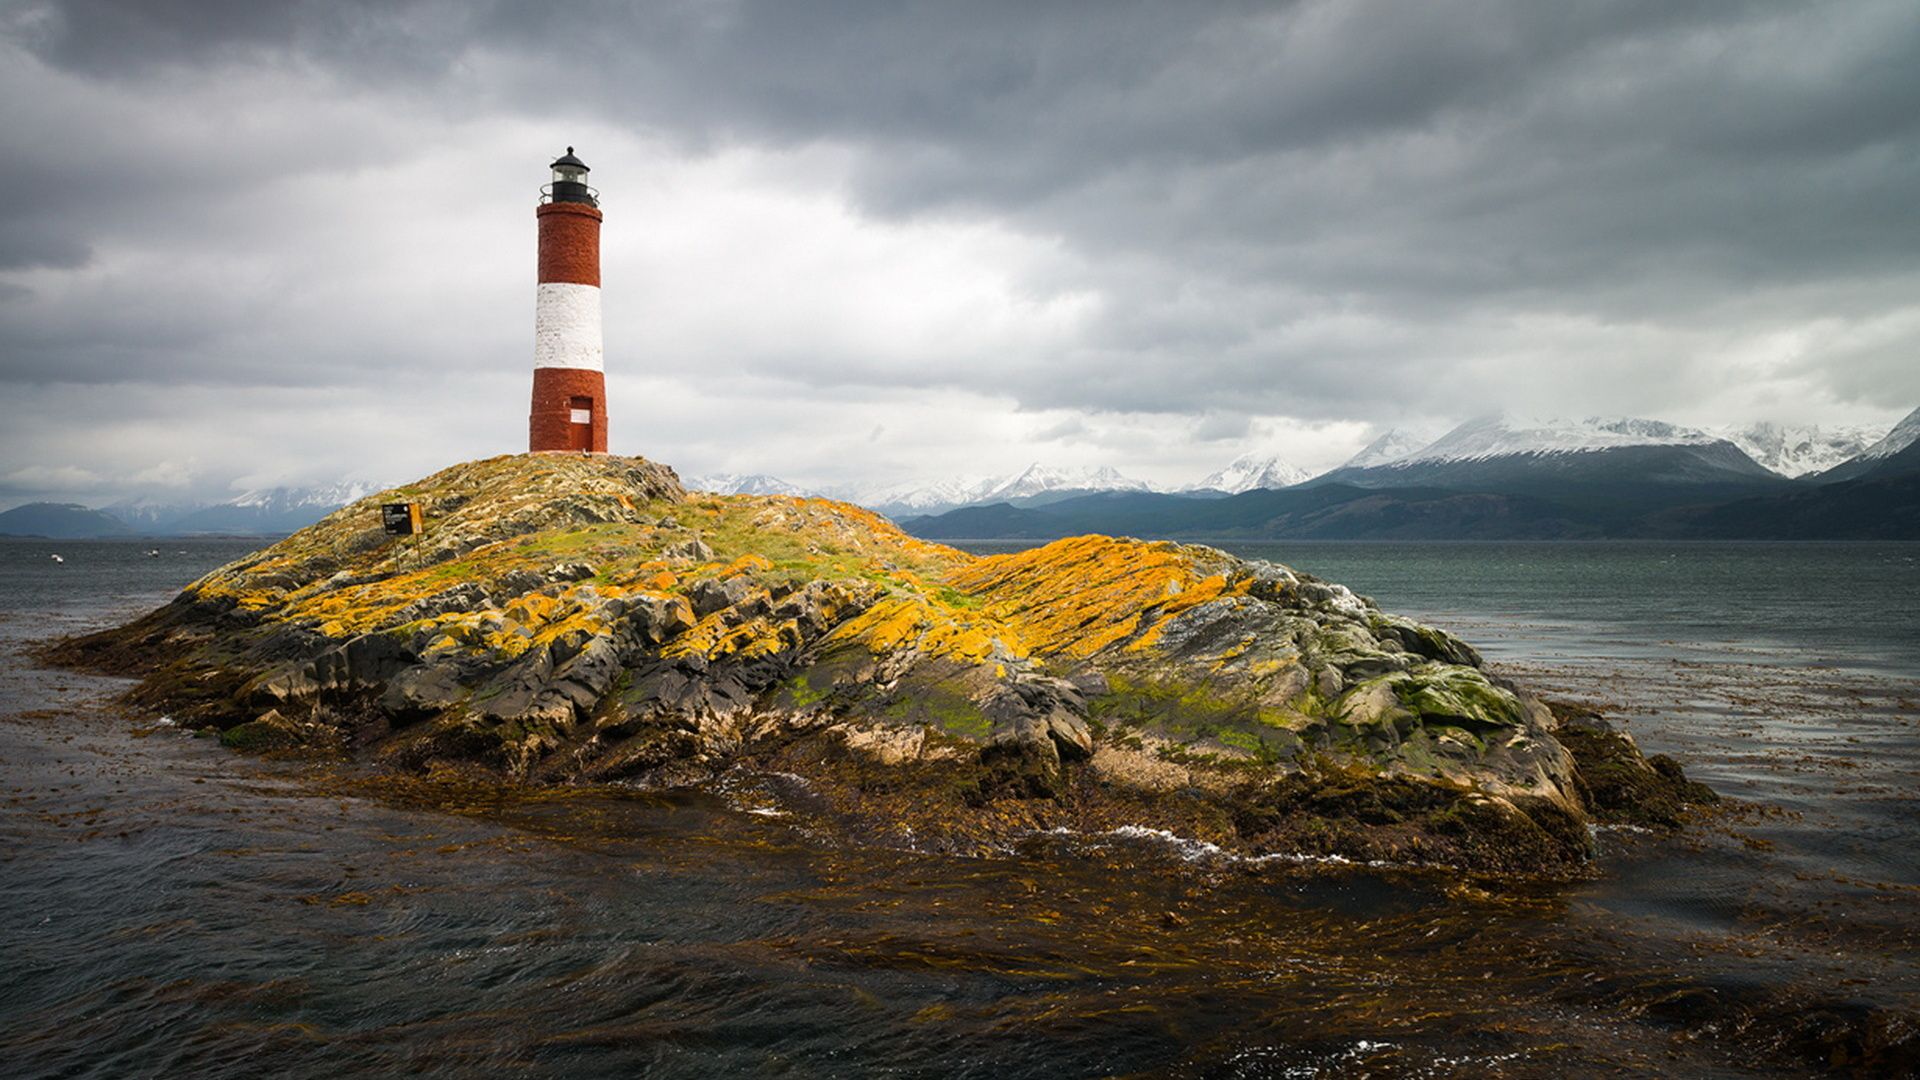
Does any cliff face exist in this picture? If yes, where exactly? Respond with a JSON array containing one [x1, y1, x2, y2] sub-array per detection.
[[56, 453, 1710, 875]]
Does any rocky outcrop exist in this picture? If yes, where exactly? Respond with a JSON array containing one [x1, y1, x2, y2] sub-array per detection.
[[49, 452, 1713, 876]]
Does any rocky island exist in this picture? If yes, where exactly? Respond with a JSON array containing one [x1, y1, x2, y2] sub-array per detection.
[[51, 453, 1712, 876]]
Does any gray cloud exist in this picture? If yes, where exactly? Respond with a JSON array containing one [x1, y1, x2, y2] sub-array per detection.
[[2, 0, 1917, 507]]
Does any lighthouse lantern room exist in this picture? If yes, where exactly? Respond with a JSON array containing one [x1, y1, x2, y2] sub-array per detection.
[[546, 148, 597, 206], [529, 147, 608, 453]]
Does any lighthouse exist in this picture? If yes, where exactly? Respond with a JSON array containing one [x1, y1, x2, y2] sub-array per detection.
[[529, 148, 607, 453]]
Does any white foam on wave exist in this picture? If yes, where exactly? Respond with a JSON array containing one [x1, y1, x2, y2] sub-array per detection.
[[1589, 822, 1653, 836], [1106, 824, 1231, 861], [1049, 823, 1383, 869]]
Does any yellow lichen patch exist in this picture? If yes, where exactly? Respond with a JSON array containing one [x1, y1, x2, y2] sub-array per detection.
[[656, 593, 696, 630], [824, 594, 1017, 665], [529, 606, 610, 649], [718, 618, 805, 660], [1126, 573, 1245, 653], [657, 594, 799, 661], [722, 554, 775, 578], [947, 535, 1218, 660], [503, 592, 560, 627], [494, 637, 537, 661], [289, 580, 429, 637], [830, 597, 934, 656], [918, 619, 1012, 664], [661, 613, 731, 660], [687, 494, 972, 587]]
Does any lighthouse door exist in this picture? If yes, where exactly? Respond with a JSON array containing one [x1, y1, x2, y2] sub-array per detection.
[[567, 396, 594, 451]]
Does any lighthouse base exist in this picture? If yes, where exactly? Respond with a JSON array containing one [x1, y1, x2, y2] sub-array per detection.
[[529, 367, 608, 453]]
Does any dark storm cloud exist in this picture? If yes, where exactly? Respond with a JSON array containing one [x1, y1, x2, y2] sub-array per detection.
[[2, 0, 1918, 503], [14, 0, 462, 78], [16, 1, 1920, 296], [449, 0, 1920, 415]]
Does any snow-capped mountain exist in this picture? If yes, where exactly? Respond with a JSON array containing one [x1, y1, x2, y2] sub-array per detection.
[[1310, 414, 1783, 498], [1715, 422, 1886, 479], [227, 480, 385, 512], [825, 476, 995, 516], [821, 465, 1158, 519], [101, 496, 209, 533], [1396, 415, 1718, 464], [687, 473, 812, 497], [1853, 406, 1920, 462], [976, 464, 1152, 503], [1812, 406, 1920, 483], [684, 464, 1154, 518], [1187, 454, 1313, 493], [165, 480, 387, 535], [1340, 428, 1437, 470]]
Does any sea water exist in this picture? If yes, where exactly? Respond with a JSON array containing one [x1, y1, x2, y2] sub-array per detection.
[[1, 538, 1915, 1077]]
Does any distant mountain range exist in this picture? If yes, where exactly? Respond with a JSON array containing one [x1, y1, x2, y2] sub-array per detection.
[[1184, 454, 1313, 494], [8, 408, 1916, 541], [898, 408, 1920, 541], [1304, 416, 1787, 515], [0, 502, 135, 540], [682, 473, 812, 498], [1716, 422, 1882, 479], [1808, 408, 1920, 484], [0, 481, 386, 538], [691, 411, 1915, 532], [1341, 427, 1438, 470], [690, 463, 1160, 519]]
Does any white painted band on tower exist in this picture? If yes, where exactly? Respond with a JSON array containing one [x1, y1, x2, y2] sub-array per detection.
[[532, 282, 603, 372]]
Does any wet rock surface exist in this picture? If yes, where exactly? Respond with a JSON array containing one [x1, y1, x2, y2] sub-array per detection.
[[45, 452, 1715, 876]]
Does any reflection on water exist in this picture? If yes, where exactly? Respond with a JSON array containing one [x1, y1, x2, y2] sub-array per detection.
[[0, 540, 1916, 1077]]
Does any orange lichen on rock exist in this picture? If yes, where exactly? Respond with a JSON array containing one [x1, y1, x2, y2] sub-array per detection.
[[826, 595, 1014, 664], [661, 610, 737, 660], [947, 535, 1240, 661], [829, 597, 938, 656], [1125, 572, 1242, 653], [722, 554, 775, 578], [723, 618, 805, 660]]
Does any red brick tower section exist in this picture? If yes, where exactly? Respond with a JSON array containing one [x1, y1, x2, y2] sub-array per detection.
[[530, 148, 608, 453]]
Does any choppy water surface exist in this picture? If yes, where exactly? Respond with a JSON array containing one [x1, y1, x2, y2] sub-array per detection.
[[2, 539, 1916, 1077]]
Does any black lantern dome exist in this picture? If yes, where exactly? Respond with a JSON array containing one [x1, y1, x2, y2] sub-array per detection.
[[545, 147, 597, 207]]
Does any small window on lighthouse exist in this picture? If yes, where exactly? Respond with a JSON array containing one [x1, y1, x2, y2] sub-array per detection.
[[569, 396, 593, 425]]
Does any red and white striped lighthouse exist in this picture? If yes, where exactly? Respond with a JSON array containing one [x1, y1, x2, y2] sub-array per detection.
[[529, 147, 608, 453]]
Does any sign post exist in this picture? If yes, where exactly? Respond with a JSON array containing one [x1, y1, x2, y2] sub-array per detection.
[[382, 502, 425, 565], [382, 503, 423, 536]]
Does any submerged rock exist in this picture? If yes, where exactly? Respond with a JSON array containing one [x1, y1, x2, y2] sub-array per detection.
[[49, 452, 1713, 876]]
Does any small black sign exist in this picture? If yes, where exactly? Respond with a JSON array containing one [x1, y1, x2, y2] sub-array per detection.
[[382, 503, 422, 536]]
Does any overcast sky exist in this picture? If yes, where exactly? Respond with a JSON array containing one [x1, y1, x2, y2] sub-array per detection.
[[3, 0, 1918, 507]]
